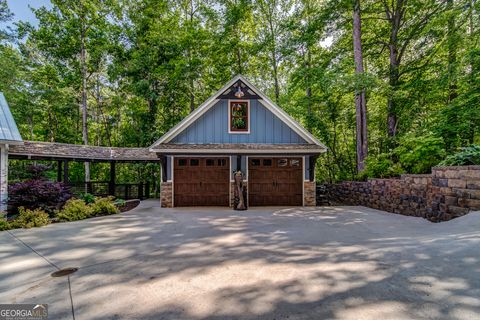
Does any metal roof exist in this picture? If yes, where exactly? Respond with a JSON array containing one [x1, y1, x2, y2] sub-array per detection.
[[0, 93, 23, 144]]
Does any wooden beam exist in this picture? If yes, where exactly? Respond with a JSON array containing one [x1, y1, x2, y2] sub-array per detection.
[[109, 161, 116, 196], [309, 155, 319, 182], [0, 145, 8, 213], [57, 160, 62, 182], [63, 160, 69, 183], [158, 155, 167, 182]]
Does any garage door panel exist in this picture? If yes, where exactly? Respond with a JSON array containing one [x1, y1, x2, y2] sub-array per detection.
[[249, 157, 303, 206], [174, 157, 230, 207]]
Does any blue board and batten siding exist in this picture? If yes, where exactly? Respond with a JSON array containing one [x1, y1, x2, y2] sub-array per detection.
[[163, 99, 312, 181], [171, 100, 307, 144]]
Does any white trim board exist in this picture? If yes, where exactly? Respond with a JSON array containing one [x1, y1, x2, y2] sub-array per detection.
[[149, 75, 327, 151], [154, 148, 325, 154]]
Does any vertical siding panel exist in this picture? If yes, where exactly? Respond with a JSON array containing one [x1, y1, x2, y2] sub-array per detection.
[[274, 116, 283, 143], [265, 103, 268, 143], [196, 117, 203, 143], [255, 100, 265, 143], [282, 122, 290, 142], [216, 100, 222, 143], [265, 106, 274, 142], [202, 112, 208, 143], [164, 99, 311, 145]]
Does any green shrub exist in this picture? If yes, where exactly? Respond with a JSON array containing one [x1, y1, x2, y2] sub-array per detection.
[[364, 153, 404, 178], [16, 207, 50, 228], [0, 219, 12, 231], [79, 193, 96, 204], [113, 198, 126, 207], [394, 134, 446, 174], [56, 199, 93, 221], [439, 145, 480, 166], [91, 197, 119, 216]]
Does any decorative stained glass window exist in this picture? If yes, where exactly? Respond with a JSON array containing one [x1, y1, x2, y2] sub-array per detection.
[[230, 101, 249, 132]]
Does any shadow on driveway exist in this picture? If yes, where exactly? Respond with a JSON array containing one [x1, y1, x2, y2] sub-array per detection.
[[1, 201, 479, 319]]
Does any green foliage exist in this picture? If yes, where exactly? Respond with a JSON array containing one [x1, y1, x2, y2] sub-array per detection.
[[16, 207, 50, 228], [363, 154, 404, 179], [113, 198, 126, 207], [0, 0, 479, 184], [394, 135, 446, 174], [79, 193, 96, 204], [439, 145, 480, 166], [91, 197, 119, 216], [56, 197, 119, 222], [56, 199, 93, 222], [0, 218, 12, 231]]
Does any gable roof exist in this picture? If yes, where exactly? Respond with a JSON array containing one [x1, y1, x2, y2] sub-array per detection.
[[0, 93, 23, 144], [149, 75, 326, 152]]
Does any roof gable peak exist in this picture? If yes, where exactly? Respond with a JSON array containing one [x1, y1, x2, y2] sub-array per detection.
[[149, 75, 327, 151]]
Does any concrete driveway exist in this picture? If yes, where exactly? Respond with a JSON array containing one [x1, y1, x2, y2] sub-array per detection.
[[1, 200, 479, 320]]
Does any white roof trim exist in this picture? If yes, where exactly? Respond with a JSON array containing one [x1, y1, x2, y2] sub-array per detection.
[[151, 148, 327, 154], [149, 75, 327, 151]]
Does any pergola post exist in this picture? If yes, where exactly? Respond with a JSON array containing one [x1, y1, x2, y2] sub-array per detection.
[[57, 160, 62, 182], [0, 144, 8, 213], [309, 155, 319, 182], [63, 160, 69, 183], [109, 161, 116, 196], [159, 156, 167, 182]]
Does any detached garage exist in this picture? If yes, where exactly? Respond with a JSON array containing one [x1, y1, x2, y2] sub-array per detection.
[[149, 75, 327, 207]]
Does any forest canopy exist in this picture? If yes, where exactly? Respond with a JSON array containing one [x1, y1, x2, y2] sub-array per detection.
[[0, 0, 479, 183]]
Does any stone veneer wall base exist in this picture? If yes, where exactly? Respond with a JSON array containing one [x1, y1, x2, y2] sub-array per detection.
[[160, 182, 173, 208], [304, 181, 316, 206]]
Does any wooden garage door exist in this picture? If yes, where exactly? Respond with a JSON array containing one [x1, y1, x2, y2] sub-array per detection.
[[248, 157, 303, 206], [174, 157, 230, 206]]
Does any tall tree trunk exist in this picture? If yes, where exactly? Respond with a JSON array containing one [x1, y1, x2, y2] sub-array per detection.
[[447, 0, 457, 102], [236, 47, 243, 74], [80, 8, 90, 185], [353, 0, 368, 172], [305, 49, 312, 133], [467, 0, 476, 143], [385, 0, 404, 138], [267, 16, 280, 105], [271, 47, 280, 105], [190, 77, 195, 113], [387, 48, 399, 137]]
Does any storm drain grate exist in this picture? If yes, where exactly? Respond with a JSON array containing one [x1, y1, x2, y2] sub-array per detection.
[[51, 267, 78, 277]]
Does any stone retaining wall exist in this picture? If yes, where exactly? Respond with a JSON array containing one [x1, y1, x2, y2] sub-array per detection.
[[327, 166, 480, 222]]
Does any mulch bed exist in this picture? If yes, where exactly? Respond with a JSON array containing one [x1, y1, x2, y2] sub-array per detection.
[[118, 199, 140, 212]]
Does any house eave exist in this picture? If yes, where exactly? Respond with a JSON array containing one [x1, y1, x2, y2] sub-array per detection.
[[152, 149, 326, 155]]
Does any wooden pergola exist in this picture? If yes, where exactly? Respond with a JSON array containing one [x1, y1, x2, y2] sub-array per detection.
[[9, 141, 162, 198], [0, 93, 164, 213]]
